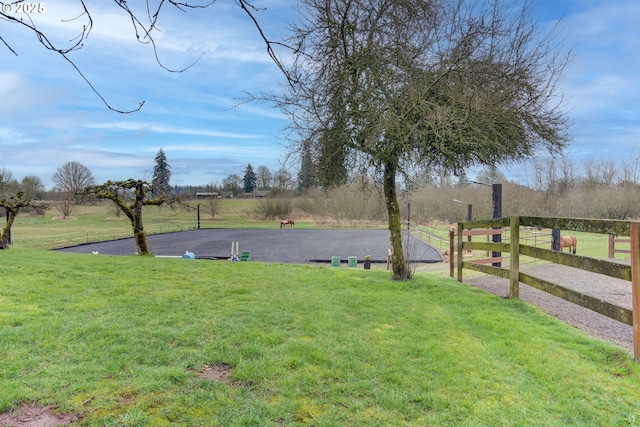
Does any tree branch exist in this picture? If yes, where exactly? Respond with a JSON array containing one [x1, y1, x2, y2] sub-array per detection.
[[1, 0, 295, 112]]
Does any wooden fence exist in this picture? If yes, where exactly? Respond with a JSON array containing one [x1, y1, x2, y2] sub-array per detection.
[[450, 216, 640, 361], [609, 235, 631, 259]]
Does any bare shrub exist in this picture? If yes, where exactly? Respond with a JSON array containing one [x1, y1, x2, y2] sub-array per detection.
[[296, 183, 387, 222], [207, 197, 221, 218], [254, 198, 292, 220], [54, 193, 75, 219]]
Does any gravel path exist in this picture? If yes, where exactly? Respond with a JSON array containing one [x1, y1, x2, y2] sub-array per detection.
[[56, 228, 443, 264], [464, 263, 634, 354]]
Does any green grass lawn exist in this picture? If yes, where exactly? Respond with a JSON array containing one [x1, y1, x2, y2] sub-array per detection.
[[1, 249, 639, 426]]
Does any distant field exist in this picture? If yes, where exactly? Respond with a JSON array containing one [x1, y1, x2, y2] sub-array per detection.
[[7, 198, 631, 263], [10, 199, 280, 250]]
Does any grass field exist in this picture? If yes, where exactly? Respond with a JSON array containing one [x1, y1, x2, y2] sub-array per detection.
[[9, 200, 284, 250], [1, 249, 640, 426], [10, 199, 628, 261]]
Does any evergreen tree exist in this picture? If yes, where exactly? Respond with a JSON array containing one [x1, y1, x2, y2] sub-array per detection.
[[243, 163, 257, 194], [152, 148, 172, 195], [297, 142, 317, 192]]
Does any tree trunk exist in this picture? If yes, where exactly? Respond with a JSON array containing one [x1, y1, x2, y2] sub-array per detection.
[[383, 161, 409, 279], [132, 198, 149, 255], [1, 209, 17, 247]]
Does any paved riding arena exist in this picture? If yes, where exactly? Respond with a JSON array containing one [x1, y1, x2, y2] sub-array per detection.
[[56, 228, 443, 265]]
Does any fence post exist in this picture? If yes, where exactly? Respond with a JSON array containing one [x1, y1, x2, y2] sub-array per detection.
[[551, 228, 560, 251], [509, 216, 520, 299], [630, 221, 640, 362], [449, 229, 455, 278], [609, 234, 615, 259], [456, 221, 463, 282]]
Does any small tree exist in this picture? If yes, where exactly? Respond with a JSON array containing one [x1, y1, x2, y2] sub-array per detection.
[[243, 164, 257, 194], [54, 192, 76, 219], [82, 179, 176, 255], [152, 148, 172, 196]]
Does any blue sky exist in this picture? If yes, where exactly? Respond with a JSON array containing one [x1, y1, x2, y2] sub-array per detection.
[[1, 0, 639, 190]]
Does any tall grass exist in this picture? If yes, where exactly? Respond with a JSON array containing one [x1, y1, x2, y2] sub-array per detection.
[[1, 249, 639, 426]]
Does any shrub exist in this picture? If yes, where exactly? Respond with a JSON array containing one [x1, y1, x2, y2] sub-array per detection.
[[254, 198, 292, 220]]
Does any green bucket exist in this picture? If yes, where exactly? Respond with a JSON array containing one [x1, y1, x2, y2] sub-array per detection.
[[331, 256, 341, 267]]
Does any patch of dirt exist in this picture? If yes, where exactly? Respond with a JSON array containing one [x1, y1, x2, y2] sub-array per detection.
[[0, 403, 81, 427], [197, 364, 232, 382]]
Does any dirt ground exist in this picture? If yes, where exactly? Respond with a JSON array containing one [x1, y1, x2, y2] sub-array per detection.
[[0, 404, 80, 427]]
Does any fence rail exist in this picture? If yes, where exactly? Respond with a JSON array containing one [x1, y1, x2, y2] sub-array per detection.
[[13, 222, 197, 249], [609, 235, 631, 258], [408, 222, 450, 250], [451, 216, 640, 361]]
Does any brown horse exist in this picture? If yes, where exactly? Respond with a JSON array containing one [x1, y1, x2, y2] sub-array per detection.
[[280, 219, 295, 229], [560, 235, 577, 254]]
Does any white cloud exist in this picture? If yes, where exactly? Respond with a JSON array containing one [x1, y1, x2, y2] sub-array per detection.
[[0, 127, 33, 144], [84, 122, 262, 139]]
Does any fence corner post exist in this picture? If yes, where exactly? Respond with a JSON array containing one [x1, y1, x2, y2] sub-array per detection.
[[630, 221, 640, 362], [509, 216, 520, 299]]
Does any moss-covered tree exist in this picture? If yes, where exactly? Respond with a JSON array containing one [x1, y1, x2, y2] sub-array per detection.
[[0, 191, 47, 248], [82, 179, 176, 255]]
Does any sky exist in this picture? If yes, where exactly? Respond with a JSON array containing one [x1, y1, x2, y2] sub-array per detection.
[[1, 0, 639, 190]]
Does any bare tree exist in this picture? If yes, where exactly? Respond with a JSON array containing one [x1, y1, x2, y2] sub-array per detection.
[[0, 167, 18, 195], [222, 174, 242, 197], [273, 168, 292, 191], [271, 0, 571, 279], [52, 161, 95, 202], [620, 150, 640, 185], [20, 175, 45, 200], [53, 192, 76, 220], [583, 158, 619, 188], [557, 157, 577, 194], [256, 165, 273, 190]]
